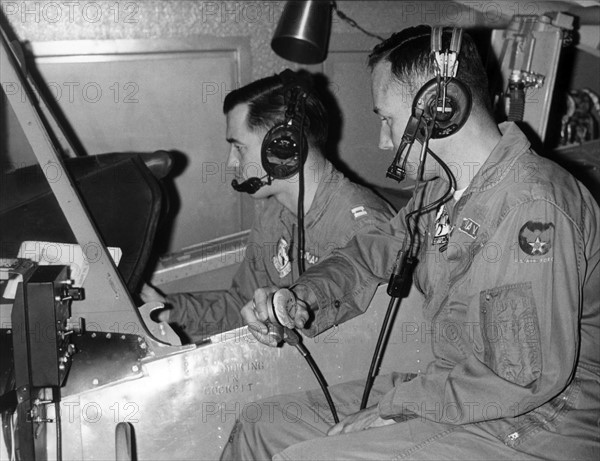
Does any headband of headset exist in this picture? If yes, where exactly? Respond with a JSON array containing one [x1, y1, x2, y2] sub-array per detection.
[[414, 26, 472, 139]]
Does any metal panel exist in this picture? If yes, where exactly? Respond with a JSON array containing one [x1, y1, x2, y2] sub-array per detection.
[[47, 285, 432, 461], [27, 37, 254, 253], [490, 15, 571, 142], [1, 32, 148, 337], [307, 33, 415, 194]]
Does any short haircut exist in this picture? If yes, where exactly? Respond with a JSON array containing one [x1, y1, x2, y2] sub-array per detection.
[[223, 70, 328, 150], [368, 25, 492, 112]]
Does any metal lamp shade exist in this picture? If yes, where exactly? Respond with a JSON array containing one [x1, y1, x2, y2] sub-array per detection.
[[271, 1, 332, 64]]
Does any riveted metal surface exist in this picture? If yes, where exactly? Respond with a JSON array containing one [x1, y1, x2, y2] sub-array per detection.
[[48, 286, 433, 460], [62, 331, 149, 395]]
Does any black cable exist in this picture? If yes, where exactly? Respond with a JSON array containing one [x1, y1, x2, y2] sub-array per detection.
[[284, 328, 339, 424], [55, 390, 62, 461], [296, 95, 307, 276], [359, 157, 454, 410], [360, 149, 428, 410], [360, 87, 459, 408], [304, 351, 339, 424], [359, 295, 401, 409], [404, 81, 441, 250], [287, 91, 339, 425]]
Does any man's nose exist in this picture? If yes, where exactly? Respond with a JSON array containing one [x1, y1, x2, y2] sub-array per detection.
[[379, 124, 394, 150], [226, 149, 239, 169]]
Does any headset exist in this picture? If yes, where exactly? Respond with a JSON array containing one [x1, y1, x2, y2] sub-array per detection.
[[231, 69, 311, 194], [386, 27, 473, 183]]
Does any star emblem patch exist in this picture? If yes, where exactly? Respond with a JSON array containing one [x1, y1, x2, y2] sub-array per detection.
[[518, 221, 554, 256]]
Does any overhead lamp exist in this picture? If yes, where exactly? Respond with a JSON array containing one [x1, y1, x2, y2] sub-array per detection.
[[271, 1, 384, 65], [271, 0, 332, 65]]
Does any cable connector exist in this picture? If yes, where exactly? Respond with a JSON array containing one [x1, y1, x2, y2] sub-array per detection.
[[387, 249, 417, 299], [284, 327, 309, 357]]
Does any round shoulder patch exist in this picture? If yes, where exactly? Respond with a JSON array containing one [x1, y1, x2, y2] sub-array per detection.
[[518, 221, 554, 256]]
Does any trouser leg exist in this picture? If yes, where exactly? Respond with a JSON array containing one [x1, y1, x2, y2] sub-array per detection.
[[220, 374, 397, 460], [274, 417, 543, 461]]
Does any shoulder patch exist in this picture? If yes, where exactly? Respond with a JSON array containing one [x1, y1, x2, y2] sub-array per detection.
[[432, 205, 453, 246], [351, 206, 368, 219], [272, 237, 292, 278], [518, 221, 554, 256]]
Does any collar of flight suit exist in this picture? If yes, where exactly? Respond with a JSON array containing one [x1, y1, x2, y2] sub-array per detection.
[[465, 122, 533, 195], [279, 159, 343, 228]]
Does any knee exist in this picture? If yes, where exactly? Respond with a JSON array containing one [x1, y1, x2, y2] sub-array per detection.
[[220, 418, 273, 461]]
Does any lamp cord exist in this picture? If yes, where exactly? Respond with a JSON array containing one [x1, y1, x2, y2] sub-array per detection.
[[332, 2, 385, 42]]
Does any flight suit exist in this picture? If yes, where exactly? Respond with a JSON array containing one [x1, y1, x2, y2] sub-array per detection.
[[166, 160, 395, 341], [225, 123, 600, 460]]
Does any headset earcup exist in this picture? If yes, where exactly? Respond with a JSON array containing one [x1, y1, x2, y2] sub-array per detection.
[[413, 78, 472, 138], [261, 122, 308, 179], [260, 70, 311, 180]]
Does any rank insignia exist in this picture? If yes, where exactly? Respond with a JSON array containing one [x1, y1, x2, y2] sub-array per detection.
[[351, 206, 368, 219], [518, 221, 554, 256], [459, 218, 480, 239]]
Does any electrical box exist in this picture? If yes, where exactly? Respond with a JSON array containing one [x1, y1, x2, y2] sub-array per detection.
[[490, 13, 574, 142]]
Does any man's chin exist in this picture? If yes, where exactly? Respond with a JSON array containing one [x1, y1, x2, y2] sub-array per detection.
[[253, 187, 274, 199]]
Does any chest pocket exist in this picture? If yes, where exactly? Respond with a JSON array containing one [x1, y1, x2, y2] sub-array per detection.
[[479, 282, 542, 386]]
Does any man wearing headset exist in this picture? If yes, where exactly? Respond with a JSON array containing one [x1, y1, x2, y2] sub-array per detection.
[[141, 70, 395, 342], [225, 26, 600, 460]]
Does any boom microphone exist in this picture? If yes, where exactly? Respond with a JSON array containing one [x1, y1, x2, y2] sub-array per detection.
[[231, 174, 270, 194], [386, 142, 410, 183]]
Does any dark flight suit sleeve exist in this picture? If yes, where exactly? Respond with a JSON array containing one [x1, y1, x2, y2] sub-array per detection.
[[294, 194, 417, 336], [166, 223, 271, 339]]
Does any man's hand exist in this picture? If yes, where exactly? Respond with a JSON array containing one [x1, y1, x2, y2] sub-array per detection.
[[140, 283, 170, 322], [327, 405, 396, 436], [241, 286, 313, 347], [240, 287, 278, 347], [141, 283, 166, 303]]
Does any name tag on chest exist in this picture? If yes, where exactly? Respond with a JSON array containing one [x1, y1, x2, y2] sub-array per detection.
[[458, 218, 480, 239]]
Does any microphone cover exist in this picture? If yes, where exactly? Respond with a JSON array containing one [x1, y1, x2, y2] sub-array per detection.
[[231, 177, 265, 194]]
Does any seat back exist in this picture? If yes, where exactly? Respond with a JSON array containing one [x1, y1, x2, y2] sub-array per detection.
[[0, 153, 169, 292]]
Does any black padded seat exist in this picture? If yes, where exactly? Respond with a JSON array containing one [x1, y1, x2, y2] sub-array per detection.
[[0, 151, 172, 292]]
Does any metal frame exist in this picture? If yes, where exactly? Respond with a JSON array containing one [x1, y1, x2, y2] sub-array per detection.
[[1, 30, 155, 339]]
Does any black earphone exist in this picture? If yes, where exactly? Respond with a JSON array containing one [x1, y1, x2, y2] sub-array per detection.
[[231, 69, 311, 194], [261, 69, 311, 180], [412, 72, 472, 139], [387, 27, 473, 182]]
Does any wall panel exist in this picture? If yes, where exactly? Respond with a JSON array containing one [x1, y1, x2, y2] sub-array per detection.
[[28, 37, 254, 252], [315, 34, 415, 194]]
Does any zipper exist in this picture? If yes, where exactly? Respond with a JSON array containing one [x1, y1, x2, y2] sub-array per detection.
[[430, 193, 473, 326]]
